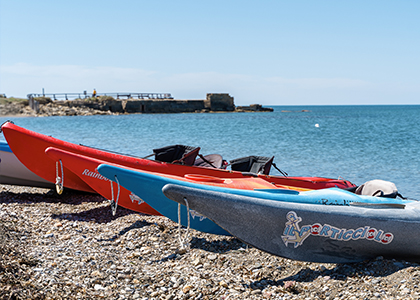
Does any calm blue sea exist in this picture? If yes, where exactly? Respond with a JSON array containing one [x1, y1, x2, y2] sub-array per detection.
[[2, 105, 420, 199]]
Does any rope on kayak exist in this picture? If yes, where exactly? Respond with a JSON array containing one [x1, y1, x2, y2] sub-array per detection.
[[110, 175, 121, 216], [55, 160, 64, 195], [177, 197, 190, 252], [272, 162, 288, 177]]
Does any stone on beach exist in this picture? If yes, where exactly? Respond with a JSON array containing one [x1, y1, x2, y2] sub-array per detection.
[[1, 184, 420, 299]]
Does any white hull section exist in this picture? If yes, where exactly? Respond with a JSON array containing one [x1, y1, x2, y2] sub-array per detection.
[[0, 145, 54, 189]]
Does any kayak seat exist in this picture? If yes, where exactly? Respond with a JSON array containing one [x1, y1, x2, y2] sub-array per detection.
[[355, 179, 404, 199], [194, 154, 224, 169], [153, 145, 200, 166], [229, 156, 274, 175]]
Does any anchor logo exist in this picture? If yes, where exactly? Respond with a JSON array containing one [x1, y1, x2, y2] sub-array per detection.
[[281, 211, 312, 248]]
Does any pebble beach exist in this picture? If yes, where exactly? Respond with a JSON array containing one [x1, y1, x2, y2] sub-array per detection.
[[1, 184, 420, 300]]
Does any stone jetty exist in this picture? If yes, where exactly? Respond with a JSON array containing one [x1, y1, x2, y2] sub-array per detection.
[[0, 93, 273, 117]]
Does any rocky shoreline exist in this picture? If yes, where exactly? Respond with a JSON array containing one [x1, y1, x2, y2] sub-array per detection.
[[0, 100, 120, 117], [1, 184, 420, 299]]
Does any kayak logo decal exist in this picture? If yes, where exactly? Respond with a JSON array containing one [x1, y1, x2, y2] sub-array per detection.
[[129, 193, 144, 205], [82, 169, 109, 181], [190, 210, 206, 221], [281, 211, 394, 248]]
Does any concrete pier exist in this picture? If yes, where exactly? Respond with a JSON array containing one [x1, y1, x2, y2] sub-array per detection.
[[29, 93, 273, 115]]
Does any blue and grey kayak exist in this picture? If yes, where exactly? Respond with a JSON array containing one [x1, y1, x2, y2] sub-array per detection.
[[162, 183, 420, 263], [97, 164, 415, 246]]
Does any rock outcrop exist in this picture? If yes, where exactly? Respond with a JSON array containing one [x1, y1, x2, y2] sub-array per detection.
[[236, 104, 274, 112]]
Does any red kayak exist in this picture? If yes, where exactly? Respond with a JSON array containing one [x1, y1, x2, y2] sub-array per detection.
[[45, 147, 307, 215], [1, 122, 355, 197]]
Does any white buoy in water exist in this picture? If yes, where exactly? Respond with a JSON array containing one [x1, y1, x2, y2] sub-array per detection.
[[315, 124, 320, 128]]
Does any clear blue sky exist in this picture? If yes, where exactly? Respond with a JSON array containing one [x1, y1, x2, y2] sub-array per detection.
[[1, 0, 419, 105]]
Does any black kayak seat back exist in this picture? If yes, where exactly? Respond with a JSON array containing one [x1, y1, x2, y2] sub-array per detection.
[[229, 156, 274, 175], [153, 145, 200, 166], [194, 154, 224, 169]]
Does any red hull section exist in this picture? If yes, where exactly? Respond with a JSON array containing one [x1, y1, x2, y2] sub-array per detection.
[[45, 147, 161, 215], [46, 147, 294, 215], [1, 122, 356, 195]]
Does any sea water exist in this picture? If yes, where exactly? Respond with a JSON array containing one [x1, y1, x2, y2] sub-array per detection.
[[1, 105, 420, 199]]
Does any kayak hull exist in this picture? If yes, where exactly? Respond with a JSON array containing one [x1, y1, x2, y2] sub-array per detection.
[[1, 122, 356, 194], [98, 164, 232, 235], [46, 147, 287, 216], [45, 147, 162, 215], [162, 184, 420, 263], [0, 141, 54, 189], [97, 164, 406, 238]]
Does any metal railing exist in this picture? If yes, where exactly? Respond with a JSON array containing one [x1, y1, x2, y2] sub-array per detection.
[[28, 92, 89, 101], [101, 93, 173, 99], [26, 92, 174, 112], [27, 92, 173, 101]]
